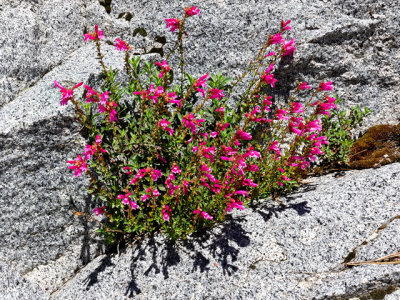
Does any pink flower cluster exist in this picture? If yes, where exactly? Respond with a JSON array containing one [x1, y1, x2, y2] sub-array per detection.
[[193, 209, 213, 220], [134, 85, 180, 106], [267, 20, 296, 57], [155, 60, 171, 78], [115, 38, 132, 51], [67, 135, 106, 177], [83, 85, 118, 122]]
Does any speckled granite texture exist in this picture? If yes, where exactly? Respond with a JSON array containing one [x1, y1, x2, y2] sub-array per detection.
[[1, 0, 399, 298]]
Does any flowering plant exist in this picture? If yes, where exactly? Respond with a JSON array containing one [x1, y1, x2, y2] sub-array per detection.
[[54, 7, 341, 243]]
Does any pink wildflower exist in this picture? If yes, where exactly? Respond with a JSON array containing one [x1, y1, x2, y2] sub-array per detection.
[[235, 190, 249, 196], [268, 33, 284, 45], [123, 166, 133, 175], [99, 100, 118, 122], [268, 141, 281, 156], [185, 6, 200, 16], [290, 102, 305, 114], [115, 38, 132, 51], [305, 119, 322, 132], [265, 51, 276, 57], [236, 130, 252, 141], [261, 71, 277, 88], [297, 82, 311, 90], [171, 164, 182, 174], [165, 18, 180, 32], [118, 192, 132, 205], [84, 85, 99, 102], [194, 74, 210, 97], [162, 205, 172, 221], [208, 88, 225, 100], [151, 169, 162, 181], [215, 106, 225, 115], [84, 24, 104, 42], [281, 39, 296, 57], [275, 109, 290, 120], [130, 201, 139, 210], [158, 119, 174, 135], [53, 81, 83, 106], [83, 136, 107, 160], [193, 210, 213, 220], [318, 81, 334, 91], [155, 60, 171, 78], [67, 154, 87, 177], [182, 113, 205, 134], [217, 122, 230, 132], [93, 206, 106, 216]]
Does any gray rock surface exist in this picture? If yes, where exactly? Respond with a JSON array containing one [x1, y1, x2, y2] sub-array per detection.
[[1, 0, 400, 299], [0, 261, 49, 300]]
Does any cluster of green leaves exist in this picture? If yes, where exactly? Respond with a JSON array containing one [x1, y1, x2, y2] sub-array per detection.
[[320, 96, 372, 167]]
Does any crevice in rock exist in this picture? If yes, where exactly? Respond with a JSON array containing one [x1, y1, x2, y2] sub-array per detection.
[[332, 279, 400, 300], [117, 12, 133, 22], [98, 0, 112, 14], [342, 214, 400, 265]]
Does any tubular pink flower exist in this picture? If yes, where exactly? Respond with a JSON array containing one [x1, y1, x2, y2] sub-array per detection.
[[171, 164, 182, 174], [67, 154, 87, 177], [297, 82, 311, 90], [84, 24, 104, 41], [115, 38, 132, 51], [165, 18, 180, 32], [84, 85, 99, 102], [130, 201, 139, 210], [194, 74, 210, 97], [281, 39, 296, 57], [265, 51, 276, 57], [305, 119, 322, 132], [261, 73, 277, 88], [236, 130, 252, 141], [184, 6, 200, 16], [275, 109, 290, 120], [118, 192, 132, 205], [268, 33, 284, 45], [243, 179, 258, 187], [99, 100, 118, 122], [93, 206, 106, 216], [162, 205, 172, 221], [208, 88, 225, 100], [318, 81, 334, 91], [53, 81, 83, 106], [158, 119, 174, 135], [155, 60, 171, 78], [290, 102, 305, 114], [268, 141, 281, 156], [235, 190, 249, 196]]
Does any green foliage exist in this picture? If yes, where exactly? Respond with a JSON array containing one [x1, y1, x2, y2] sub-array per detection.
[[320, 96, 372, 166]]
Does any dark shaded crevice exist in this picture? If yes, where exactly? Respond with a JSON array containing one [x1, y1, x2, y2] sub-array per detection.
[[98, 0, 112, 14], [132, 27, 147, 37], [117, 12, 133, 22]]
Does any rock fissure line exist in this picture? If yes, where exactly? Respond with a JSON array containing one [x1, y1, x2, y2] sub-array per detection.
[[343, 214, 400, 265]]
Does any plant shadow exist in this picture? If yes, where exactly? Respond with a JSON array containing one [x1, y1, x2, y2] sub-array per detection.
[[83, 182, 317, 297]]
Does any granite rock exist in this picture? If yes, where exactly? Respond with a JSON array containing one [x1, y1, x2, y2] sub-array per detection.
[[1, 0, 400, 298]]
